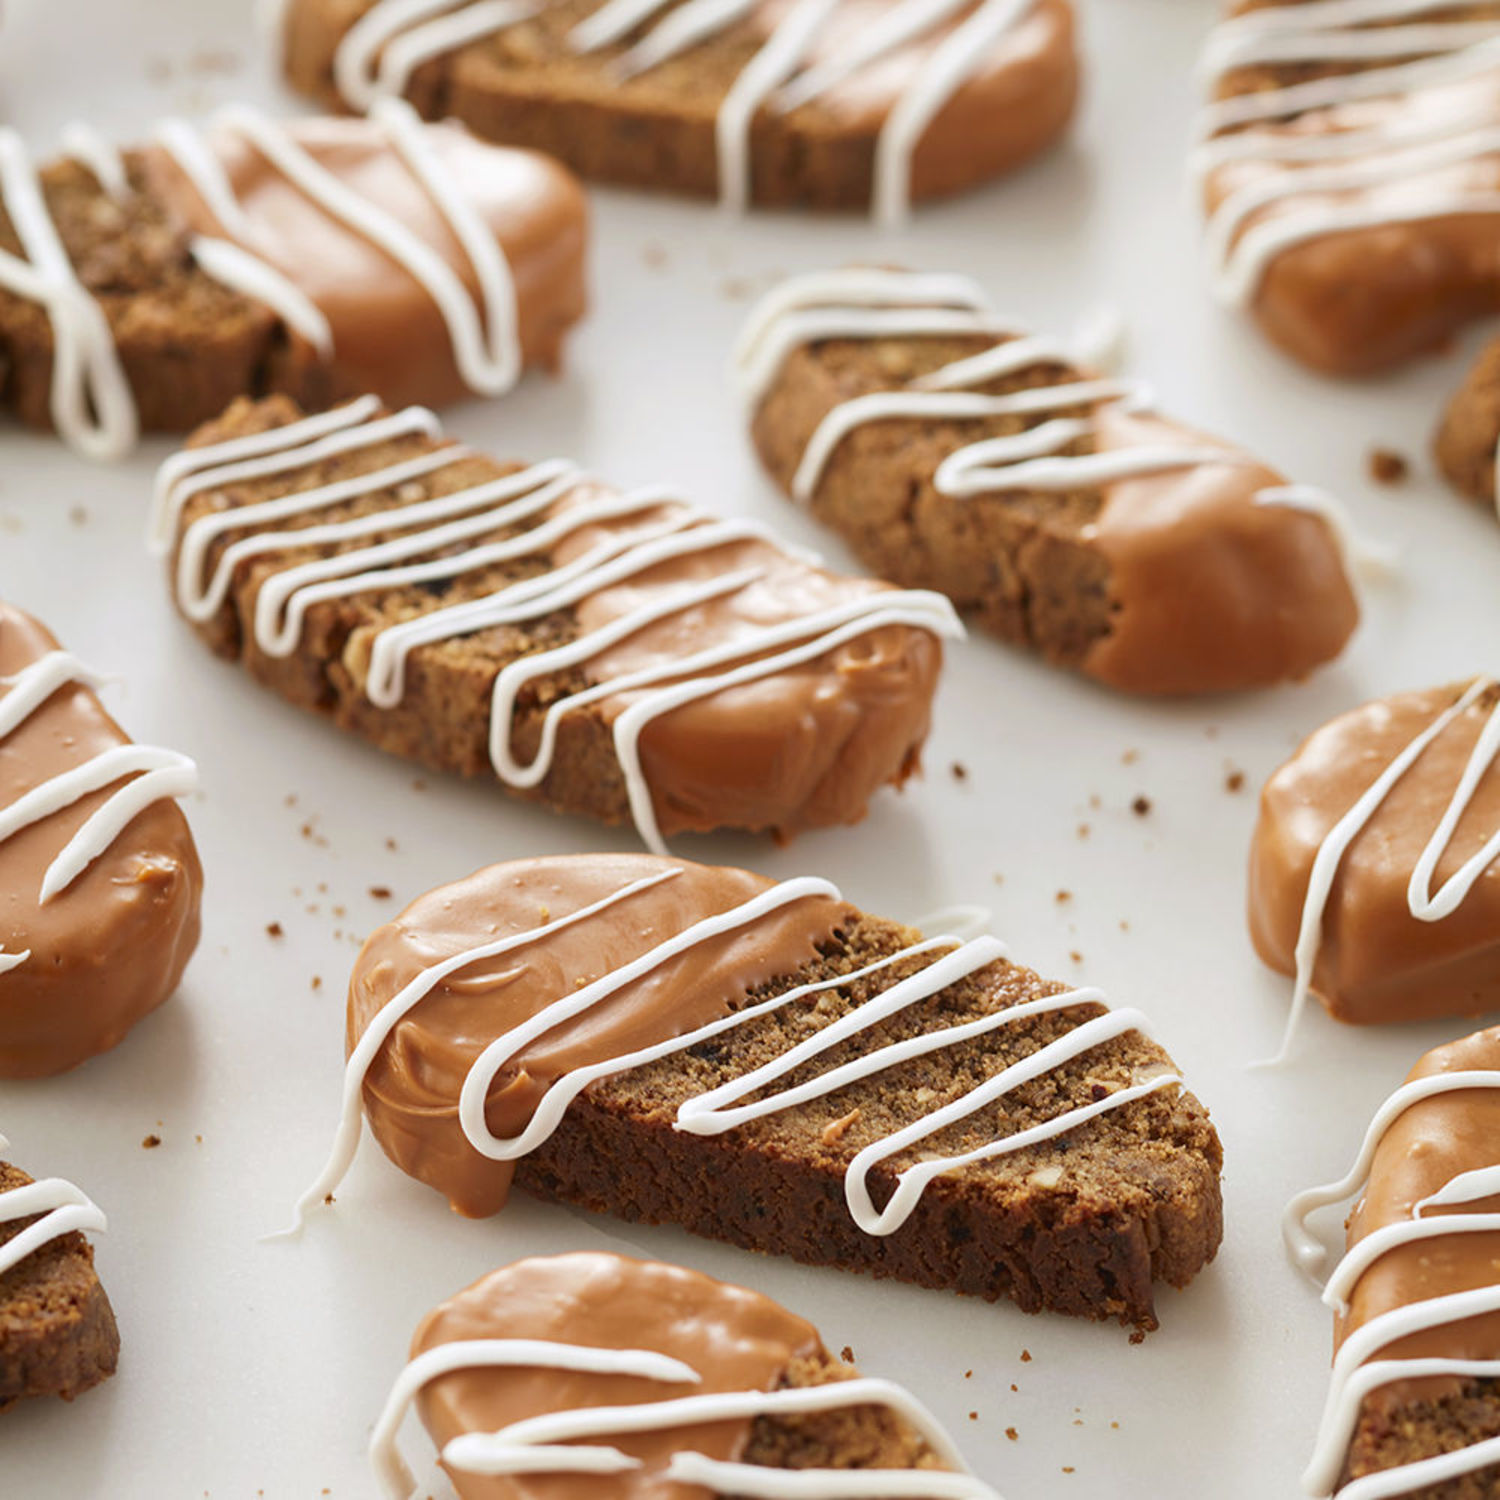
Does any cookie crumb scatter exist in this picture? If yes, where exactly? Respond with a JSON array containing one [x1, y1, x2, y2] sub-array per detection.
[[1063, 1467, 1075, 1475], [368, 885, 392, 901], [964, 1369, 973, 1379], [195, 1134, 203, 1145], [1368, 446, 1410, 485], [141, 1134, 161, 1150], [968, 1411, 978, 1421], [1070, 950, 1083, 964], [1055, 890, 1071, 905], [323, 1194, 335, 1208], [840, 1345, 855, 1364], [1005, 1427, 1019, 1442], [1131, 795, 1152, 817], [385, 836, 399, 852], [1020, 1349, 1032, 1363], [1111, 1421, 1120, 1430], [1076, 822, 1090, 839], [266, 921, 283, 938], [642, 242, 668, 270], [68, 505, 88, 527], [1121, 748, 1139, 766], [1225, 769, 1246, 794], [1010, 1383, 1018, 1393], [311, 975, 323, 992], [950, 761, 969, 782]]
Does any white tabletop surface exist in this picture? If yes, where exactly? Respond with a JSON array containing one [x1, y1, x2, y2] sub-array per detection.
[[0, 1, 1496, 1496]]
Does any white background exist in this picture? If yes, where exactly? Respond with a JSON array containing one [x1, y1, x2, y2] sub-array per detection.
[[0, 1, 1496, 1496]]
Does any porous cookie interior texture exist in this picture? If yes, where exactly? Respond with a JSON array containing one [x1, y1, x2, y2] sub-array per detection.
[[169, 396, 944, 842], [349, 855, 1223, 1332], [410, 1254, 947, 1500], [1200, 0, 1500, 375], [0, 603, 202, 1078], [0, 153, 280, 435], [281, 0, 1079, 209], [1250, 679, 1500, 1026], [0, 1162, 119, 1411], [750, 323, 1359, 694]]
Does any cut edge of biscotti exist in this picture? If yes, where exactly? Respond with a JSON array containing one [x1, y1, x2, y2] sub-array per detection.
[[741, 266, 1363, 696], [0, 1159, 119, 1413], [278, 0, 1080, 213], [1435, 334, 1500, 517], [158, 393, 953, 848], [333, 853, 1223, 1337]]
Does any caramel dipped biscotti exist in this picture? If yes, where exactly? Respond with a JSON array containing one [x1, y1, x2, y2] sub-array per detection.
[[0, 603, 201, 1078], [154, 395, 957, 849], [1286, 1027, 1500, 1499], [290, 854, 1224, 1334], [1195, 1, 1500, 376], [741, 267, 1360, 695], [276, 0, 1078, 221], [1250, 677, 1499, 1053], [374, 1252, 1001, 1499], [0, 100, 585, 458], [0, 1140, 116, 1412]]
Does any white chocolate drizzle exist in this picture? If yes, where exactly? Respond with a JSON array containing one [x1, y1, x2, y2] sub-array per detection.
[[153, 399, 962, 856], [0, 1136, 108, 1279], [0, 100, 523, 459], [328, 0, 1043, 221], [280, 865, 1180, 1240], [1283, 1068, 1500, 1498], [1270, 676, 1500, 1064], [372, 1335, 1002, 1498], [1195, 0, 1500, 306], [0, 650, 199, 931], [735, 268, 1364, 542]]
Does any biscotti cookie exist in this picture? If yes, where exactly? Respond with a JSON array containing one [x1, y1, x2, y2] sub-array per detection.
[[374, 1252, 999, 1499], [0, 101, 585, 458], [153, 395, 957, 850], [0, 1141, 117, 1411], [0, 603, 201, 1078], [1435, 334, 1500, 514], [1196, 1, 1500, 375], [1250, 677, 1499, 1054], [274, 0, 1078, 220], [290, 853, 1223, 1334], [1286, 1026, 1500, 1499], [740, 267, 1361, 695]]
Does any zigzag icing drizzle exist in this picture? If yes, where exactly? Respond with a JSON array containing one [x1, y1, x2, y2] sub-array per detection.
[[281, 866, 1180, 1235], [150, 397, 962, 855], [0, 99, 521, 459], [736, 268, 1367, 557], [1195, 0, 1500, 305], [372, 1337, 1002, 1498], [328, 0, 1041, 222], [1271, 676, 1500, 1063], [0, 650, 198, 972], [0, 1135, 108, 1279], [1284, 1070, 1500, 1499]]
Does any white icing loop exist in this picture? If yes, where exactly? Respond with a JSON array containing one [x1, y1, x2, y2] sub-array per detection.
[[0, 651, 199, 912], [1267, 677, 1499, 1066], [373, 1336, 999, 1500], [0, 128, 138, 460], [1196, 0, 1500, 304], [734, 267, 1360, 549], [1285, 1062, 1500, 1497], [287, 862, 1174, 1253], [161, 401, 962, 861], [330, 0, 1040, 220], [0, 1170, 108, 1278]]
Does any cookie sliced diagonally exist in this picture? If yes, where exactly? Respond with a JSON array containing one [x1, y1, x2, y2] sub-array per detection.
[[153, 394, 959, 849], [740, 266, 1361, 695], [288, 853, 1223, 1335]]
